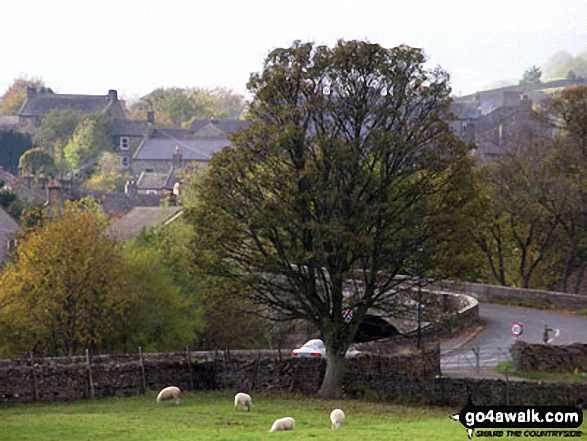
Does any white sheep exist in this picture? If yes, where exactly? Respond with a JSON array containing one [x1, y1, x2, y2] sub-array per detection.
[[270, 417, 296, 432], [156, 386, 181, 405], [234, 392, 252, 412], [330, 408, 345, 429]]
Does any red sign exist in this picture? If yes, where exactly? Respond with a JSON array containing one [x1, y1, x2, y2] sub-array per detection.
[[510, 321, 523, 337]]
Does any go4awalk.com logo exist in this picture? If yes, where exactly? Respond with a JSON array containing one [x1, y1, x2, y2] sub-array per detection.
[[450, 405, 583, 438]]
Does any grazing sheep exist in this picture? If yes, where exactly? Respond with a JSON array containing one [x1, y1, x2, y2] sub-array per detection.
[[330, 408, 345, 429], [156, 386, 181, 405], [234, 392, 252, 412], [270, 417, 296, 432]]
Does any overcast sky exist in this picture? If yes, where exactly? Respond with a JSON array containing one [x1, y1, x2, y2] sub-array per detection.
[[1, 0, 585, 102]]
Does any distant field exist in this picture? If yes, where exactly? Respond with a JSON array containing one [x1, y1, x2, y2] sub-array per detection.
[[0, 391, 584, 440]]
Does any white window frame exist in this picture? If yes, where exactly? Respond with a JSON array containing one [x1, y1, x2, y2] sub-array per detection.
[[121, 156, 130, 168], [120, 137, 130, 150]]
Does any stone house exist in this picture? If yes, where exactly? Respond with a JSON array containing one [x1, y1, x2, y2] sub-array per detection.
[[451, 91, 552, 163], [17, 88, 126, 137], [129, 118, 249, 194]]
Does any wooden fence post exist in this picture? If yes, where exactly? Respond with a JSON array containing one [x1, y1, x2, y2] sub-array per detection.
[[186, 346, 194, 391], [139, 347, 146, 395], [30, 352, 39, 402], [86, 349, 95, 399]]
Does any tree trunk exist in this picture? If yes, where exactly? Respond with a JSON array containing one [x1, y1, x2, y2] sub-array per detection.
[[317, 351, 344, 399]]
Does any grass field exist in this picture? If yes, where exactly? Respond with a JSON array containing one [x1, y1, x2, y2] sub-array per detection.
[[0, 391, 585, 440]]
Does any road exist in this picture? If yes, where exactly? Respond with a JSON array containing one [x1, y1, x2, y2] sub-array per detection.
[[441, 303, 587, 373]]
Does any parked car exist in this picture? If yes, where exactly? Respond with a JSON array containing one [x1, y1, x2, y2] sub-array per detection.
[[291, 339, 360, 358]]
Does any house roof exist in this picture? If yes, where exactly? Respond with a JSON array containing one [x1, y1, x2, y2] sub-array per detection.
[[133, 138, 231, 161], [136, 170, 171, 190], [90, 192, 164, 216], [189, 119, 249, 135], [19, 93, 115, 117], [111, 120, 151, 137], [106, 206, 183, 241]]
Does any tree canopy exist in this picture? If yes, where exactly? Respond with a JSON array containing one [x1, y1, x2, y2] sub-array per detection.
[[129, 86, 248, 128], [0, 76, 49, 116], [186, 40, 475, 398]]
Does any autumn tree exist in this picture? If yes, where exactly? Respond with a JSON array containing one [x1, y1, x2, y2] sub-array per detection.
[[0, 200, 129, 357], [18, 147, 57, 176], [186, 40, 474, 398], [0, 76, 50, 115]]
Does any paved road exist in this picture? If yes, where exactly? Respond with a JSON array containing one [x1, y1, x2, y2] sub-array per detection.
[[441, 303, 587, 373]]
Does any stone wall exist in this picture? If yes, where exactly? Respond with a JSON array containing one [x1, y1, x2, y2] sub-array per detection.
[[1, 348, 585, 408], [0, 347, 439, 405], [511, 341, 587, 372], [436, 280, 587, 310]]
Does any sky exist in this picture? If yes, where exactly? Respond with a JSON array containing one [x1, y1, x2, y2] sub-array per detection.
[[1, 0, 586, 103]]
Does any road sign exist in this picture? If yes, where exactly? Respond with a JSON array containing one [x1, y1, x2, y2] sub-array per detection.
[[510, 321, 523, 337], [343, 308, 353, 324]]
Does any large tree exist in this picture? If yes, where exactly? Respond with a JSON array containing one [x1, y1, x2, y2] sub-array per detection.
[[186, 40, 474, 398]]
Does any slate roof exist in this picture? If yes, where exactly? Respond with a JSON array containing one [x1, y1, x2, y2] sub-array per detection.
[[19, 93, 114, 117], [189, 119, 249, 134], [136, 170, 171, 190], [133, 138, 231, 161], [106, 206, 183, 241], [111, 120, 151, 137], [90, 192, 164, 216]]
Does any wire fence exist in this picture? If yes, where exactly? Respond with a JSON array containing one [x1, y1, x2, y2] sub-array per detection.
[[441, 345, 512, 373]]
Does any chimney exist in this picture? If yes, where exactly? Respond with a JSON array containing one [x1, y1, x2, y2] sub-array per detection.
[[107, 89, 118, 102], [172, 145, 183, 169], [147, 110, 155, 124], [23, 174, 34, 188], [124, 180, 137, 199], [47, 179, 61, 209], [26, 87, 37, 98], [37, 175, 48, 190]]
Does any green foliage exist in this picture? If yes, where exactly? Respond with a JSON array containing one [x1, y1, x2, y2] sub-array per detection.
[[18, 147, 56, 176], [557, 55, 587, 80], [519, 65, 542, 91], [63, 114, 113, 172], [119, 244, 203, 353], [129, 86, 247, 127], [0, 129, 33, 173], [82, 152, 132, 192], [38, 109, 83, 169], [186, 40, 476, 397]]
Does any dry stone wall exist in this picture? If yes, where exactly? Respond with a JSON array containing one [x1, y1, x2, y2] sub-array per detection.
[[0, 347, 439, 405], [511, 341, 587, 371]]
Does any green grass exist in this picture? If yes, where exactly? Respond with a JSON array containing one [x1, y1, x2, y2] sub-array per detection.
[[0, 391, 584, 440], [495, 361, 587, 384]]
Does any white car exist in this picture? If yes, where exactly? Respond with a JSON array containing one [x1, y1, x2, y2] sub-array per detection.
[[291, 339, 360, 359]]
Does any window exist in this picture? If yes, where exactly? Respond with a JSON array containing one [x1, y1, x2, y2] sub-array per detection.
[[120, 137, 130, 150], [121, 157, 130, 168]]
